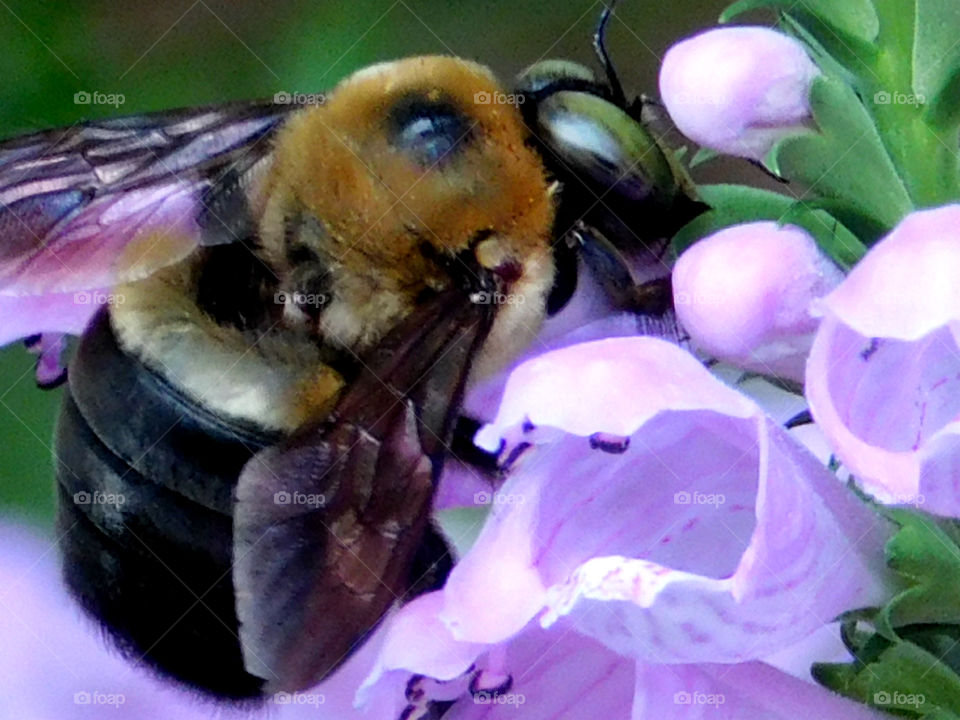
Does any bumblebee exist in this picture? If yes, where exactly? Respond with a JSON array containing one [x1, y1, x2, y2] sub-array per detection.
[[0, 12, 699, 702]]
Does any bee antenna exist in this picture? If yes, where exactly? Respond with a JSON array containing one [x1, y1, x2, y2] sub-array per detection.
[[594, 1, 627, 108]]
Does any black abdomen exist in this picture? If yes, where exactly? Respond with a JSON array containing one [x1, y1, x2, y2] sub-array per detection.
[[54, 310, 281, 699]]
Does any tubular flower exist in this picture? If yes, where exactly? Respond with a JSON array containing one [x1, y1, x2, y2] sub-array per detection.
[[806, 204, 960, 515]]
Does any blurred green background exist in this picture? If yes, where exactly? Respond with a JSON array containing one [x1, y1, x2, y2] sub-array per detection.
[[0, 0, 729, 530]]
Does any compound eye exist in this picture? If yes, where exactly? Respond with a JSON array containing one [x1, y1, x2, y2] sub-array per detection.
[[389, 98, 473, 167]]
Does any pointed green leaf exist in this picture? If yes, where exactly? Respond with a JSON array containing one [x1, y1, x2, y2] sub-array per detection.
[[876, 511, 960, 632], [771, 75, 914, 231], [671, 183, 867, 269], [721, 0, 879, 42]]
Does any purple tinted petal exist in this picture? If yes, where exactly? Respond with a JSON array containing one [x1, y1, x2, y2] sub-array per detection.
[[818, 204, 960, 340], [444, 339, 893, 662], [673, 222, 842, 382], [807, 206, 960, 513], [361, 612, 635, 720], [659, 27, 819, 161], [29, 333, 69, 387], [0, 290, 102, 348], [633, 662, 888, 719], [0, 519, 387, 719]]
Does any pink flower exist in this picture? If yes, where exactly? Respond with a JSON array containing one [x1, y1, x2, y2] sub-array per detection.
[[806, 204, 960, 515], [673, 222, 843, 382], [659, 27, 819, 161], [351, 337, 894, 718]]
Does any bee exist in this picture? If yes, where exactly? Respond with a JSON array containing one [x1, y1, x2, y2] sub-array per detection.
[[0, 8, 699, 702]]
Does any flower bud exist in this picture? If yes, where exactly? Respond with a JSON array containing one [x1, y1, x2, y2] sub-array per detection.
[[672, 222, 843, 382], [659, 27, 819, 160]]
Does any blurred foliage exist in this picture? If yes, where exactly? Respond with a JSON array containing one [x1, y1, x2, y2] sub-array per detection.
[[0, 0, 728, 529]]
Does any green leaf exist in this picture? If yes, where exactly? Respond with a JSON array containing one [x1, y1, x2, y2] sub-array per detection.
[[721, 0, 879, 43], [877, 511, 960, 632], [671, 183, 867, 269], [851, 642, 960, 714], [913, 0, 960, 102], [689, 147, 719, 168], [924, 65, 960, 129], [771, 75, 914, 232]]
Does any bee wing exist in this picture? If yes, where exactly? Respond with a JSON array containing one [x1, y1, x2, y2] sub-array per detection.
[[233, 290, 492, 692], [0, 101, 296, 384], [0, 101, 293, 296]]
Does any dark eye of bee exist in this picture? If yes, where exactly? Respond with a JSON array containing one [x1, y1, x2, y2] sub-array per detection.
[[388, 96, 473, 167]]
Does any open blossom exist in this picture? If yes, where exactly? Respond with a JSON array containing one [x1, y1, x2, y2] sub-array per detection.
[[352, 337, 893, 718], [673, 222, 843, 382], [659, 27, 819, 161], [0, 337, 894, 719], [806, 204, 960, 516]]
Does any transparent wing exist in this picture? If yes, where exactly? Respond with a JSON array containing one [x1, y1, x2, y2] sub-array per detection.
[[0, 100, 297, 385], [0, 100, 293, 296]]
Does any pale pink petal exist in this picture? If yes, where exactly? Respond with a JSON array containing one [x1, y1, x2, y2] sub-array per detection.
[[659, 27, 819, 161], [0, 290, 103, 347], [633, 662, 888, 719], [806, 205, 960, 514], [673, 222, 843, 382], [445, 338, 893, 663]]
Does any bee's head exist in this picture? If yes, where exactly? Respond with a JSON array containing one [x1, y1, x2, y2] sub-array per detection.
[[264, 56, 556, 369]]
